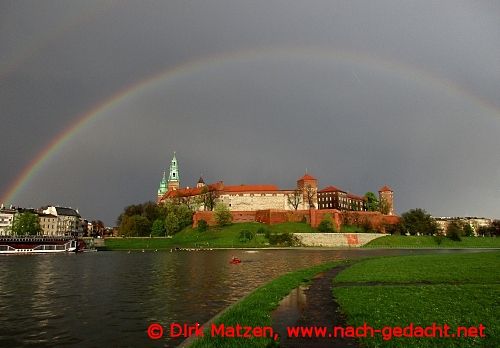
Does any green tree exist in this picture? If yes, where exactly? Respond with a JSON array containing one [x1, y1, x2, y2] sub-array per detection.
[[446, 221, 463, 241], [174, 204, 194, 229], [165, 212, 180, 235], [119, 214, 151, 237], [401, 208, 438, 235], [142, 201, 161, 222], [364, 192, 379, 211], [463, 223, 474, 237], [151, 219, 166, 237], [492, 220, 500, 236], [10, 212, 42, 236], [214, 203, 232, 227]]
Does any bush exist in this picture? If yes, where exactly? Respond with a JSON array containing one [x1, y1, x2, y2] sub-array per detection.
[[197, 219, 208, 232], [433, 235, 444, 245], [266, 232, 301, 246], [317, 220, 335, 233], [239, 230, 255, 243], [385, 223, 403, 235], [257, 226, 269, 235], [317, 214, 335, 233]]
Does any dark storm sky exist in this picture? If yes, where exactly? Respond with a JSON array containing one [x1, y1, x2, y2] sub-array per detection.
[[1, 0, 499, 225]]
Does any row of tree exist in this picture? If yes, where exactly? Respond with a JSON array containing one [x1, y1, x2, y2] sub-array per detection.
[[393, 208, 499, 237], [117, 201, 193, 237]]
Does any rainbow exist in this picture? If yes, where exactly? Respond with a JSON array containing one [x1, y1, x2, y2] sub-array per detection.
[[2, 46, 499, 205]]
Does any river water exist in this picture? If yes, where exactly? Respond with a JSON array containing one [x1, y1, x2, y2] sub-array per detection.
[[0, 249, 488, 347]]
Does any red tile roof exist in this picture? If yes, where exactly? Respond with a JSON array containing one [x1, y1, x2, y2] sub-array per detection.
[[347, 193, 366, 200], [164, 187, 202, 198], [298, 173, 317, 181], [379, 185, 393, 192], [318, 186, 345, 193], [162, 182, 221, 198]]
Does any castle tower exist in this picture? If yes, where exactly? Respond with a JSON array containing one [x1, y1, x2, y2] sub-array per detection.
[[378, 185, 394, 215], [157, 171, 167, 201], [297, 173, 318, 209], [167, 152, 180, 191]]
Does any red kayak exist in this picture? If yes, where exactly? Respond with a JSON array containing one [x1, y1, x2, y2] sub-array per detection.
[[230, 257, 241, 264]]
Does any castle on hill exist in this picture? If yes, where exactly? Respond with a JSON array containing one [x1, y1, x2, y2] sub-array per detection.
[[156, 153, 394, 216]]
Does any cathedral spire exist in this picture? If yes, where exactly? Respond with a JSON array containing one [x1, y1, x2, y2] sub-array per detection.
[[168, 152, 180, 191], [157, 171, 167, 199]]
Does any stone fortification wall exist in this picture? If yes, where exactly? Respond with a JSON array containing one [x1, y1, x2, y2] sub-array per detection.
[[294, 233, 384, 247], [192, 209, 400, 231], [193, 210, 258, 227], [255, 209, 310, 224]]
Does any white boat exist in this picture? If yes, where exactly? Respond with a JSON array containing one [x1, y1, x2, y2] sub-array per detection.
[[0, 237, 79, 254]]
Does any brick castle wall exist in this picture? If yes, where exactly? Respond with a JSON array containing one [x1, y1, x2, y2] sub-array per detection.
[[193, 209, 400, 231]]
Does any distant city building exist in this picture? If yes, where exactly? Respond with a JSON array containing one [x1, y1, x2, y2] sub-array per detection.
[[433, 216, 492, 236], [41, 206, 82, 236], [38, 213, 58, 236], [0, 207, 16, 236]]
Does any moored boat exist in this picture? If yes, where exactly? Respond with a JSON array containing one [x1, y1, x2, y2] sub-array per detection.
[[0, 236, 80, 254]]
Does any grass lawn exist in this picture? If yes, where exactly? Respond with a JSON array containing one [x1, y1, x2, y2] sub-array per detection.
[[333, 252, 500, 347], [363, 235, 500, 248], [103, 222, 314, 250], [190, 260, 345, 348]]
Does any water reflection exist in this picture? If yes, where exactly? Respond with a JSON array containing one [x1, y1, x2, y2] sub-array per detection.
[[0, 248, 489, 347], [272, 285, 308, 340]]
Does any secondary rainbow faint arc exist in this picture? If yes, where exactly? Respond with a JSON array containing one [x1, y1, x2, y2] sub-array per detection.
[[1, 46, 499, 205]]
